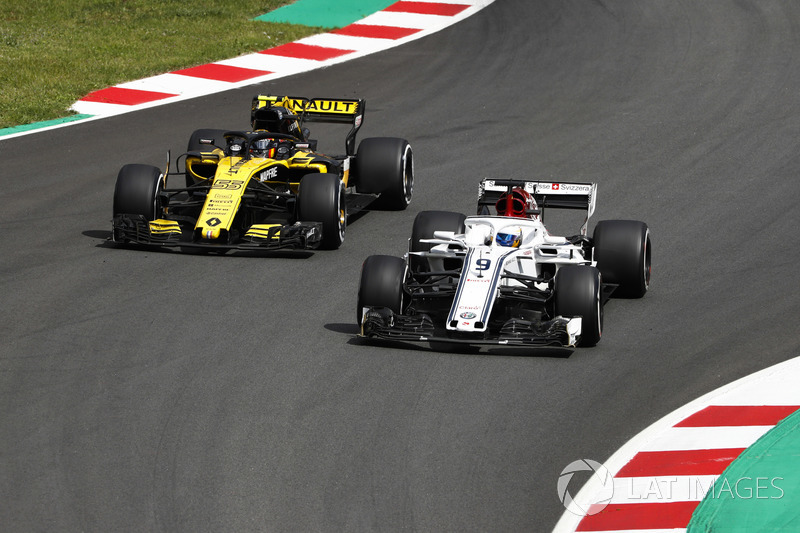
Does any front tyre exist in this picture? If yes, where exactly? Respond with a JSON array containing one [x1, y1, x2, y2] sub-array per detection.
[[355, 137, 414, 210], [298, 173, 346, 250], [554, 265, 603, 346], [593, 220, 651, 298], [113, 163, 163, 220], [357, 255, 406, 325]]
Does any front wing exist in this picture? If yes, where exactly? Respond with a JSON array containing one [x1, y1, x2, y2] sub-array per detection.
[[112, 214, 322, 251], [359, 307, 582, 348]]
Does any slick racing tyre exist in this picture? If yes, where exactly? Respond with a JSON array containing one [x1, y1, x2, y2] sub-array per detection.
[[409, 210, 466, 273], [113, 164, 163, 220], [357, 255, 406, 325], [298, 173, 346, 250], [186, 128, 227, 186], [593, 220, 651, 298], [355, 137, 414, 210], [554, 265, 603, 346]]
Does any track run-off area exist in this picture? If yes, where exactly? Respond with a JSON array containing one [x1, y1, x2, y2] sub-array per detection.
[[2, 1, 800, 531]]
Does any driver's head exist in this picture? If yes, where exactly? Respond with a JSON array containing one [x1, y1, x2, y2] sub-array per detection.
[[251, 138, 276, 158]]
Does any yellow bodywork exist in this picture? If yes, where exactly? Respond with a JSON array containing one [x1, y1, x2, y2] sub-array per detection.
[[148, 219, 182, 237], [194, 156, 255, 239], [245, 224, 282, 241], [188, 154, 337, 240], [253, 95, 361, 118], [186, 147, 346, 241]]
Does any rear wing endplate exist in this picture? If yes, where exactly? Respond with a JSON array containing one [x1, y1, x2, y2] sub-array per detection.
[[478, 178, 597, 235], [252, 95, 365, 155]]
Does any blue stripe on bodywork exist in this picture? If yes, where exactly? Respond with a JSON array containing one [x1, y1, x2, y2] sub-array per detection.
[[447, 248, 518, 327], [477, 249, 517, 324], [447, 248, 475, 324]]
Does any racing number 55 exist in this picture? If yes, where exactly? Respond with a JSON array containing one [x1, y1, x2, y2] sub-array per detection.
[[212, 180, 243, 190]]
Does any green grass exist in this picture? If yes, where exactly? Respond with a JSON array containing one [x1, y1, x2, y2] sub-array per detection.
[[0, 0, 323, 128]]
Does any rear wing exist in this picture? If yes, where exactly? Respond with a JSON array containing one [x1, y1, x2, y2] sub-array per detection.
[[252, 95, 365, 155], [477, 178, 597, 235]]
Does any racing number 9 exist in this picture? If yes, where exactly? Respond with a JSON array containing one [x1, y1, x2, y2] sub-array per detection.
[[475, 258, 491, 271]]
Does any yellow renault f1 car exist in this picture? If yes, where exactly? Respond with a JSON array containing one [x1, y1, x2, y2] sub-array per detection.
[[111, 95, 414, 251]]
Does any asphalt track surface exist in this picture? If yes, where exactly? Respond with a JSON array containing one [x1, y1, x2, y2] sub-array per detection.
[[2, 1, 800, 531]]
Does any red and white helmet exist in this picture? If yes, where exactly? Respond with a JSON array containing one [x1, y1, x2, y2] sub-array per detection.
[[496, 187, 538, 219]]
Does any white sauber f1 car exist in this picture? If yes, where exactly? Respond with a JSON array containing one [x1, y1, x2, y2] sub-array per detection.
[[357, 179, 651, 348]]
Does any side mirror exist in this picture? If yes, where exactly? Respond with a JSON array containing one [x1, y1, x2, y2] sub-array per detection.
[[186, 151, 220, 161]]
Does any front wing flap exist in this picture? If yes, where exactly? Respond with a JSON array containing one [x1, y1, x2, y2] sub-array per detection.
[[112, 214, 322, 251], [359, 307, 582, 348]]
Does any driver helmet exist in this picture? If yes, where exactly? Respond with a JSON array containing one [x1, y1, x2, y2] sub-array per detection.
[[251, 138, 276, 158], [496, 187, 538, 219], [496, 227, 523, 247]]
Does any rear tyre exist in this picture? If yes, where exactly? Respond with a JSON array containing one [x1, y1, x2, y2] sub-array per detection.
[[593, 220, 651, 298], [355, 137, 414, 210], [298, 173, 346, 250], [357, 255, 406, 325], [410, 210, 466, 273], [113, 164, 163, 220], [554, 265, 603, 346]]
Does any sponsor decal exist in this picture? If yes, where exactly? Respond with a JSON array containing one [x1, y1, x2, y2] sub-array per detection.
[[460, 312, 477, 319], [284, 98, 358, 115], [545, 183, 592, 193], [259, 166, 279, 181], [305, 99, 358, 114]]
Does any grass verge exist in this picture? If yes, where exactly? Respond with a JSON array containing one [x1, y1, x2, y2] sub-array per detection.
[[0, 0, 322, 128]]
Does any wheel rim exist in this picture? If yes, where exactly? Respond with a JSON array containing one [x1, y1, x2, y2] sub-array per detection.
[[337, 184, 346, 242], [153, 173, 164, 219], [596, 280, 603, 338], [402, 146, 413, 204], [642, 229, 651, 290]]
